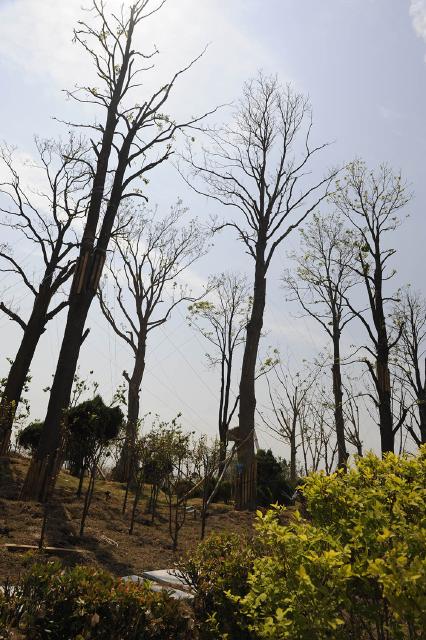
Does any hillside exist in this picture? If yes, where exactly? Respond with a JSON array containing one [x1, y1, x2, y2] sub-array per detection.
[[0, 455, 254, 582]]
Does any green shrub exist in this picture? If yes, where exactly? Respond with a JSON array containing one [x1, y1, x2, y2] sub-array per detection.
[[231, 447, 426, 639], [256, 448, 294, 506], [0, 562, 195, 640], [178, 532, 259, 639], [17, 421, 43, 453]]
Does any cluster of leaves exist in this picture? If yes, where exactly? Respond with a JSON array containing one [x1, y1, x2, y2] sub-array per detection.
[[0, 363, 31, 428], [0, 563, 195, 640], [17, 395, 123, 475], [232, 447, 426, 639], [66, 395, 123, 475], [16, 420, 43, 454]]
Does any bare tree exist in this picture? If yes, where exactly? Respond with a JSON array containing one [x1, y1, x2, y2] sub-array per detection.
[[98, 203, 206, 481], [331, 160, 411, 454], [0, 138, 89, 455], [342, 379, 364, 457], [161, 426, 194, 552], [392, 287, 426, 445], [284, 212, 357, 467], [301, 390, 337, 475], [185, 73, 334, 508], [260, 365, 315, 484], [188, 272, 250, 466], [22, 0, 212, 501]]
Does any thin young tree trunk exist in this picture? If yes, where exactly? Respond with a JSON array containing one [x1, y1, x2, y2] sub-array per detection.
[[80, 459, 97, 537], [77, 465, 85, 498], [0, 289, 52, 455], [129, 476, 144, 535], [236, 246, 266, 510], [200, 484, 208, 540], [173, 502, 179, 551], [122, 470, 132, 514], [150, 485, 159, 523], [332, 332, 348, 468], [290, 424, 297, 484]]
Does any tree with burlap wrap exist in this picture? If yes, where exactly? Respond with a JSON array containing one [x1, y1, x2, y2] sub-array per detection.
[[184, 73, 335, 509], [21, 0, 213, 502]]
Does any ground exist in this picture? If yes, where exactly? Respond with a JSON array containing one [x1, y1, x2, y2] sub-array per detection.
[[0, 455, 255, 583]]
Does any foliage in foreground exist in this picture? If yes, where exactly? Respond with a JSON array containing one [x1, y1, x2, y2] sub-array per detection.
[[0, 563, 195, 640], [180, 447, 426, 639], [178, 532, 259, 639], [235, 447, 426, 639]]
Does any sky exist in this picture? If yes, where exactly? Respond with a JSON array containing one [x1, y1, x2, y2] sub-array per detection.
[[0, 0, 425, 460]]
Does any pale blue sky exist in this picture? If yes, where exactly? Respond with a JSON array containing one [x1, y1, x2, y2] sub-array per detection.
[[0, 0, 425, 458]]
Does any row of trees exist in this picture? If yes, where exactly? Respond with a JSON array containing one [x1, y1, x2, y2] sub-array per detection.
[[0, 0, 424, 511], [16, 403, 236, 549]]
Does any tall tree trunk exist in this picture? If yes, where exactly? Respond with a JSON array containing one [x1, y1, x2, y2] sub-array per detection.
[[21, 292, 93, 501], [0, 289, 51, 455], [218, 422, 227, 472], [236, 246, 266, 510], [376, 346, 394, 454], [332, 331, 348, 468], [373, 258, 394, 454], [115, 339, 146, 482], [21, 116, 133, 502], [417, 395, 426, 445]]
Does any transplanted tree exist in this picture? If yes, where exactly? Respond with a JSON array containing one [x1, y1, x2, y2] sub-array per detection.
[[284, 212, 357, 467], [98, 203, 206, 482], [66, 395, 123, 496], [161, 423, 195, 551], [392, 287, 426, 445], [261, 365, 315, 484], [188, 272, 250, 466], [0, 138, 90, 455], [301, 383, 338, 475], [342, 379, 364, 457], [67, 395, 123, 535], [331, 160, 411, 453], [22, 0, 212, 501], [185, 73, 334, 509], [192, 435, 233, 540]]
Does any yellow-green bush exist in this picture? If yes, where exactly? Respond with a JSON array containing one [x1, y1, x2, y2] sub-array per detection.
[[232, 448, 426, 640]]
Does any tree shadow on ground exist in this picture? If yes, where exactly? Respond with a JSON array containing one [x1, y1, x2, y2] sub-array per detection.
[[42, 500, 136, 577]]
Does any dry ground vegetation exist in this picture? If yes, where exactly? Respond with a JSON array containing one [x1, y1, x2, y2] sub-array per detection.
[[0, 455, 254, 583]]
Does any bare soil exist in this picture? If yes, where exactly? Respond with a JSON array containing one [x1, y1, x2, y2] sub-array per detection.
[[0, 455, 255, 583]]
